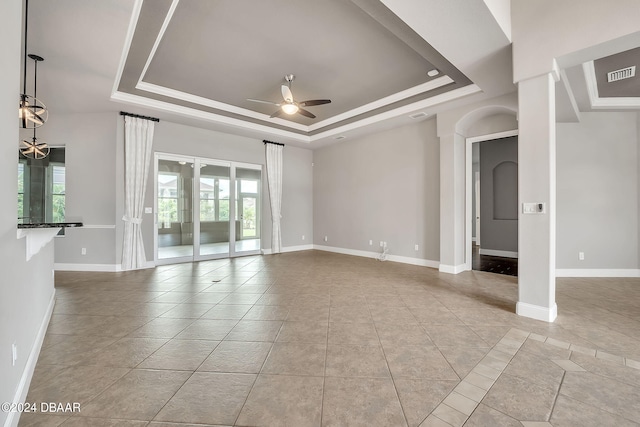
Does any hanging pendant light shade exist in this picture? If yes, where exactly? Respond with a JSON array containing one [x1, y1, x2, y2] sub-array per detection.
[[20, 55, 49, 159], [20, 134, 50, 160], [19, 0, 48, 129]]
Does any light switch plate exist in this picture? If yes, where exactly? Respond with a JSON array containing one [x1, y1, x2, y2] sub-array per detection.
[[144, 207, 153, 214], [522, 202, 545, 214]]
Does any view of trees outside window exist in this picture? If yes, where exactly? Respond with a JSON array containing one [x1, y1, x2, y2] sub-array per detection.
[[51, 165, 65, 223], [239, 179, 258, 237], [158, 173, 178, 227], [18, 162, 25, 219], [200, 176, 229, 221]]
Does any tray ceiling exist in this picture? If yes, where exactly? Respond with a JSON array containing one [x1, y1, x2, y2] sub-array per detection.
[[114, 0, 474, 138]]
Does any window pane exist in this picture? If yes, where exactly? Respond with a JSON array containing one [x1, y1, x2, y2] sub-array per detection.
[[219, 200, 229, 221], [158, 198, 178, 225], [241, 180, 258, 194], [200, 200, 216, 221], [51, 165, 65, 221], [52, 195, 65, 222], [219, 179, 230, 199], [18, 163, 24, 218]]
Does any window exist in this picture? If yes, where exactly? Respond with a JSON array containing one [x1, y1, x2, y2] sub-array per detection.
[[18, 161, 27, 219], [18, 147, 65, 224], [158, 172, 179, 227], [200, 176, 229, 221], [50, 165, 66, 223]]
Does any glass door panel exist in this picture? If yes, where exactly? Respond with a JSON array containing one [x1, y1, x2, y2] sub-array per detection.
[[234, 167, 261, 255], [157, 158, 194, 261], [198, 162, 230, 258]]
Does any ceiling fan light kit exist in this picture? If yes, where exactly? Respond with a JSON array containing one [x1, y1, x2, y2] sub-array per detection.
[[281, 103, 299, 115], [247, 74, 331, 120]]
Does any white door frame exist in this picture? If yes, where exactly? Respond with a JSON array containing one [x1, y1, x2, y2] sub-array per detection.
[[154, 153, 262, 265], [465, 130, 518, 271]]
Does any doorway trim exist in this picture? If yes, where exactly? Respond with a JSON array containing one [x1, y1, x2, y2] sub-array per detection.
[[465, 129, 519, 271], [153, 153, 263, 265]]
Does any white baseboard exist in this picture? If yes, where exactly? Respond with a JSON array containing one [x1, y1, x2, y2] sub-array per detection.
[[556, 269, 640, 278], [55, 263, 119, 272], [438, 263, 467, 274], [516, 301, 557, 322], [479, 248, 518, 258], [314, 245, 439, 269], [262, 244, 314, 255], [54, 262, 156, 272], [5, 290, 56, 427]]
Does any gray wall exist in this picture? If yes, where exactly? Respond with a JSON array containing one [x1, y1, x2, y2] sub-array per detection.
[[128, 121, 314, 262], [557, 112, 639, 269], [0, 1, 56, 424], [467, 113, 518, 138], [479, 136, 518, 253], [39, 114, 312, 267], [313, 118, 440, 261], [36, 113, 119, 265]]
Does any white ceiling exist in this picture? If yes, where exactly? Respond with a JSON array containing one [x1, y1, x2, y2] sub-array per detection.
[[23, 0, 639, 152]]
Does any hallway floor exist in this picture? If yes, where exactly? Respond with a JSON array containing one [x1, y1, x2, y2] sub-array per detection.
[[472, 244, 518, 277], [19, 251, 640, 426]]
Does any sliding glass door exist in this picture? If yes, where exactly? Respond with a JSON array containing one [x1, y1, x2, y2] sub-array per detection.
[[197, 162, 231, 258], [155, 154, 261, 264], [235, 166, 261, 255], [157, 157, 194, 262]]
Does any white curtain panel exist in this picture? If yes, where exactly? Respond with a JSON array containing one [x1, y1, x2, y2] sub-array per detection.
[[121, 116, 155, 270], [265, 143, 283, 253]]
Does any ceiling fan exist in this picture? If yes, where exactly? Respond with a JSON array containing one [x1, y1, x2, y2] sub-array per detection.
[[247, 74, 331, 119]]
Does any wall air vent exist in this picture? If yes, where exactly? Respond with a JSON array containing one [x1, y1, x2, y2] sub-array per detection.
[[607, 66, 636, 82], [409, 112, 428, 119]]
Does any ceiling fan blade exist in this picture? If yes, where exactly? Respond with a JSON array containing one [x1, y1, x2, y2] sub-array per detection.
[[270, 109, 284, 118], [297, 108, 316, 119], [247, 98, 280, 106], [281, 84, 294, 103], [299, 99, 331, 107]]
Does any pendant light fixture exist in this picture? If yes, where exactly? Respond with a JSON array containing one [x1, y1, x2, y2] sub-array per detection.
[[20, 54, 50, 160], [18, 0, 48, 129]]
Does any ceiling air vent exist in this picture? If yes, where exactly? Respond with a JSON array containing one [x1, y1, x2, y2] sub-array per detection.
[[334, 135, 346, 140], [409, 112, 428, 119], [607, 66, 636, 83]]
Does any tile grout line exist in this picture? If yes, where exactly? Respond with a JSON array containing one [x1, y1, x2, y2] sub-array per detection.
[[422, 327, 530, 427]]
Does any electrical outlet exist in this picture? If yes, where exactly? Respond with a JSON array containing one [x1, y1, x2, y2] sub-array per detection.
[[369, 240, 372, 246], [302, 235, 305, 240], [12, 343, 17, 366], [415, 244, 419, 251], [324, 236, 328, 242], [81, 248, 87, 255], [579, 252, 584, 261], [380, 241, 384, 247]]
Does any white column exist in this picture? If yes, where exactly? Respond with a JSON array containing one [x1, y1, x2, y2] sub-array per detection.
[[517, 72, 557, 322], [439, 132, 467, 273]]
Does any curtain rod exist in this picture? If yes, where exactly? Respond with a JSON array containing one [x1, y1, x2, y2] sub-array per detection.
[[263, 140, 284, 146], [120, 111, 160, 122]]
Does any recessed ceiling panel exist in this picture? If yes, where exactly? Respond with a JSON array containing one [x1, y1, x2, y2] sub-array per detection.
[[145, 0, 437, 118], [115, 0, 473, 134], [594, 47, 640, 98]]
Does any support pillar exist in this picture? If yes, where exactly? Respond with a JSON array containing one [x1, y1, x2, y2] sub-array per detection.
[[439, 132, 466, 274], [517, 72, 557, 322]]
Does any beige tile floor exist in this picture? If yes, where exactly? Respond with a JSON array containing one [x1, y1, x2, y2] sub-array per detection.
[[18, 251, 640, 426]]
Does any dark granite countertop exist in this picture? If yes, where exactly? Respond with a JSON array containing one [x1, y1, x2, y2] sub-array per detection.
[[18, 221, 83, 229]]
